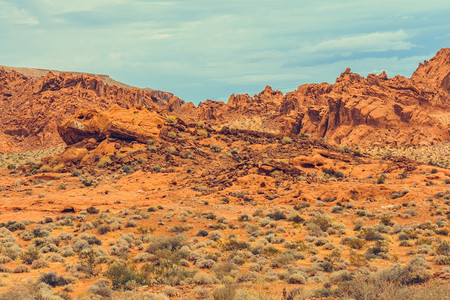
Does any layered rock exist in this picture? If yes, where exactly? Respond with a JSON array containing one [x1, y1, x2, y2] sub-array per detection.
[[0, 68, 175, 152], [1, 48, 449, 152], [58, 105, 165, 145], [185, 48, 450, 147]]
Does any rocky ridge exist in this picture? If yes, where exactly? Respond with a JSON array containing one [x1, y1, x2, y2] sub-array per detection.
[[1, 48, 449, 153], [180, 48, 449, 147], [0, 68, 176, 153]]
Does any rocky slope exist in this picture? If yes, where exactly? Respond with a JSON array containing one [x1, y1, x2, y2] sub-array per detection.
[[1, 48, 448, 153], [0, 104, 448, 298], [181, 48, 449, 147], [0, 68, 175, 153]]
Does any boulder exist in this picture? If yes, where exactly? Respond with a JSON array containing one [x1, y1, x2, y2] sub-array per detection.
[[58, 105, 165, 145]]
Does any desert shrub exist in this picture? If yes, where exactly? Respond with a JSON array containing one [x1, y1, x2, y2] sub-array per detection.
[[322, 168, 344, 178], [270, 252, 296, 268], [193, 272, 219, 285], [13, 264, 29, 273], [209, 230, 223, 241], [88, 279, 113, 298], [435, 228, 449, 236], [2, 244, 22, 260], [31, 258, 50, 269], [60, 246, 75, 257], [145, 262, 191, 286], [341, 236, 366, 249], [196, 258, 216, 269], [105, 260, 147, 289], [125, 219, 137, 228], [79, 233, 102, 246], [86, 206, 100, 214], [382, 256, 432, 285], [281, 136, 292, 145], [46, 253, 65, 263], [145, 234, 189, 265], [237, 271, 259, 283], [76, 249, 105, 277], [288, 211, 305, 223], [0, 256, 11, 264], [182, 150, 194, 159], [267, 210, 287, 220], [436, 240, 450, 256], [98, 224, 111, 235], [365, 240, 389, 259], [197, 129, 208, 137], [168, 224, 192, 233], [219, 239, 250, 251], [97, 156, 112, 168], [122, 165, 133, 174], [80, 222, 95, 232], [166, 115, 177, 124], [237, 214, 251, 222], [434, 255, 450, 265], [5, 221, 25, 232], [212, 285, 237, 300], [196, 229, 209, 237], [162, 286, 179, 297], [132, 253, 154, 263], [213, 262, 239, 279], [331, 206, 344, 213], [0, 264, 11, 273], [307, 215, 332, 232], [194, 286, 211, 299], [0, 281, 69, 300], [288, 273, 307, 284], [167, 131, 177, 139], [359, 227, 384, 241], [39, 271, 71, 287], [230, 190, 245, 199], [22, 247, 41, 264]]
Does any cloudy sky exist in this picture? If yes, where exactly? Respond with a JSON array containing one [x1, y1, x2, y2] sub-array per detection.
[[1, 1, 449, 104]]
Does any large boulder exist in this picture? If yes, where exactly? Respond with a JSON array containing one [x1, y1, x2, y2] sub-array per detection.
[[58, 105, 165, 145]]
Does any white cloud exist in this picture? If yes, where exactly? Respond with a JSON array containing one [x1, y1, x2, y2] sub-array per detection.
[[307, 30, 415, 54], [0, 1, 38, 25], [0, 1, 448, 103], [38, 0, 127, 14]]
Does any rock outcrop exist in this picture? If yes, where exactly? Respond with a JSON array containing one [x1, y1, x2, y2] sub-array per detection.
[[0, 68, 175, 152], [1, 48, 449, 153], [184, 48, 449, 147], [58, 105, 165, 145]]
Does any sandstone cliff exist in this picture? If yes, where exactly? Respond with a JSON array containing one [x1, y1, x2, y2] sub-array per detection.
[[0, 68, 175, 152]]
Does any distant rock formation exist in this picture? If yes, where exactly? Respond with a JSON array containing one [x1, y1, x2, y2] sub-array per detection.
[[0, 48, 448, 153], [0, 68, 175, 152], [181, 48, 449, 147]]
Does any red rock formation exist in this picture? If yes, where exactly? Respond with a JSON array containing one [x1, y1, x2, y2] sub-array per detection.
[[0, 68, 174, 153], [184, 48, 449, 147], [1, 48, 448, 152], [58, 105, 165, 145]]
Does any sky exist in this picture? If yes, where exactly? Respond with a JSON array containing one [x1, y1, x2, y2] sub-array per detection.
[[0, 1, 449, 104]]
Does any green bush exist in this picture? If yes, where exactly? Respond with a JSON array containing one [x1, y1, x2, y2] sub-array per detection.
[[105, 260, 147, 290]]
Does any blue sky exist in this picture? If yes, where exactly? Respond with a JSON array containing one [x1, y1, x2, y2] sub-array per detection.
[[1, 1, 449, 104]]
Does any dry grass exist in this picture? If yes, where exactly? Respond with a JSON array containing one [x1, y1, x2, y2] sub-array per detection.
[[0, 146, 64, 169], [366, 142, 450, 168]]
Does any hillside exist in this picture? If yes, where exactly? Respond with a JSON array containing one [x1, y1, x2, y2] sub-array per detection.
[[180, 48, 449, 147], [0, 103, 448, 298], [1, 49, 449, 155], [0, 67, 176, 153]]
